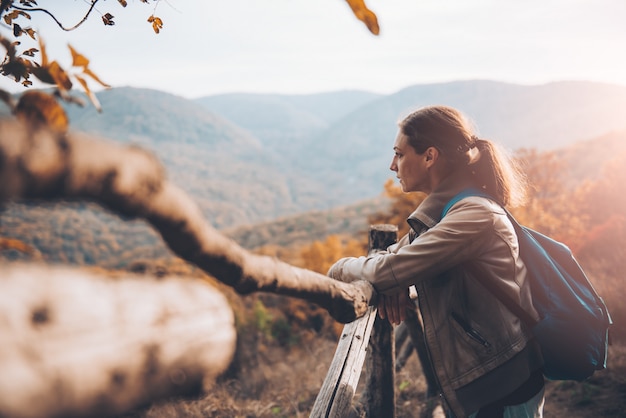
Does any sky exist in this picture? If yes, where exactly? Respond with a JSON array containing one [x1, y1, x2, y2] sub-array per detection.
[[1, 0, 626, 99]]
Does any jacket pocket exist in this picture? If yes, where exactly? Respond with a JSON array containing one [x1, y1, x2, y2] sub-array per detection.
[[451, 311, 492, 349]]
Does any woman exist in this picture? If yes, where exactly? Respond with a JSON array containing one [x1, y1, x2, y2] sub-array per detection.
[[327, 105, 545, 417]]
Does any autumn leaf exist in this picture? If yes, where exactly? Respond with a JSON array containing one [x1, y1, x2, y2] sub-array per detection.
[[14, 90, 69, 134], [345, 0, 380, 35], [147, 15, 163, 34], [117, 0, 128, 6], [21, 47, 37, 57], [82, 67, 111, 88], [30, 65, 54, 84], [3, 10, 20, 25], [75, 74, 103, 112], [102, 12, 115, 26], [68, 44, 89, 68], [38, 36, 48, 66], [43, 61, 73, 91]]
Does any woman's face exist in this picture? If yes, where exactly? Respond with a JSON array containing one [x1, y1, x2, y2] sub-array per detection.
[[389, 131, 431, 193]]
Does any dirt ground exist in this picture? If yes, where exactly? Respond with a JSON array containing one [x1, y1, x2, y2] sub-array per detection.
[[128, 338, 626, 418]]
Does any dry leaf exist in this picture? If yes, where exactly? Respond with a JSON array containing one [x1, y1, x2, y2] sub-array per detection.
[[31, 66, 55, 85], [345, 0, 380, 35], [68, 44, 89, 68], [82, 67, 111, 88], [75, 74, 102, 112], [102, 13, 115, 26], [147, 15, 163, 34], [12, 23, 22, 37], [14, 90, 69, 134], [25, 27, 36, 40], [21, 47, 37, 57], [38, 36, 48, 66], [47, 61, 73, 91]]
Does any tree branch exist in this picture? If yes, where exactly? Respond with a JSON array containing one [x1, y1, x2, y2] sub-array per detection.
[[13, 0, 102, 32], [0, 118, 376, 323]]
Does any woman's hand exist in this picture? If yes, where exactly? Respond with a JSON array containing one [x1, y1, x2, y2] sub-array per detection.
[[377, 290, 410, 325]]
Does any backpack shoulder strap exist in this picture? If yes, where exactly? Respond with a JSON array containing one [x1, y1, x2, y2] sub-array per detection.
[[441, 188, 492, 218], [443, 189, 538, 326]]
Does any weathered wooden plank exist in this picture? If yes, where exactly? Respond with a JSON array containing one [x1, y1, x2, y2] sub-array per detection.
[[0, 263, 237, 418], [311, 224, 398, 418], [310, 307, 377, 418], [358, 315, 395, 417]]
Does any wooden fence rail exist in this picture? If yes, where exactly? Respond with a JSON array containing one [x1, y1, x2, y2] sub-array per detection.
[[311, 224, 398, 418]]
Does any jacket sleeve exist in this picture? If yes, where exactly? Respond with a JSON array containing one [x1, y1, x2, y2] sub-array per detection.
[[328, 199, 497, 294]]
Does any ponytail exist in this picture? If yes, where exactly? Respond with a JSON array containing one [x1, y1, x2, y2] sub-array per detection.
[[471, 138, 527, 207], [399, 105, 527, 208]]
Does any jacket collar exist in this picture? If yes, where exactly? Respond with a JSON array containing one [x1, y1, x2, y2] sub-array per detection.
[[407, 170, 478, 231]]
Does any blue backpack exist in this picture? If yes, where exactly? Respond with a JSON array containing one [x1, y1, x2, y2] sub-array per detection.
[[442, 190, 612, 381]]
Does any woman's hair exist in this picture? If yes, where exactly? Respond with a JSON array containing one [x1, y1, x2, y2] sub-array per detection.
[[399, 105, 527, 207]]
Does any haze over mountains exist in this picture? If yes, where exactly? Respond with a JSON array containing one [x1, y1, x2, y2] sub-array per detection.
[[57, 79, 626, 229], [3, 79, 626, 266]]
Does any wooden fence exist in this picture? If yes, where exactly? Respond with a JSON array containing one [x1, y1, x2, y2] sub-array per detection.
[[311, 224, 440, 418]]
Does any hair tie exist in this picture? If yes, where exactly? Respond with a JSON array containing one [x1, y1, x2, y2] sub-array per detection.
[[456, 135, 479, 154]]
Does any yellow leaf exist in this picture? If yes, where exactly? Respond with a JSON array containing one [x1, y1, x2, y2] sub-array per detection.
[[68, 44, 90, 68], [3, 10, 19, 25], [17, 11, 31, 20], [25, 27, 36, 40], [38, 36, 48, 66], [47, 61, 73, 91], [345, 0, 380, 35], [14, 91, 69, 134], [148, 15, 163, 34], [75, 74, 103, 112], [82, 67, 111, 89]]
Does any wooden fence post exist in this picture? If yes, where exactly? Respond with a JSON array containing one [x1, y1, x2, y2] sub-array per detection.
[[356, 224, 398, 417], [310, 224, 397, 418]]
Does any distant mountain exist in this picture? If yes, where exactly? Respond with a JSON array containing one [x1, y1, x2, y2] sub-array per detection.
[[3, 81, 626, 265], [194, 90, 381, 151], [293, 80, 626, 202], [61, 87, 317, 228], [227, 129, 626, 250], [4, 80, 626, 231]]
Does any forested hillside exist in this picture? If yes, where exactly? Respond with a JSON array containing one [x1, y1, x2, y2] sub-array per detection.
[[2, 81, 626, 270], [2, 129, 625, 274], [3, 81, 624, 230]]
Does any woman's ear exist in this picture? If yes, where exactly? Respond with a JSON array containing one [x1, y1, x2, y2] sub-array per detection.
[[424, 146, 439, 164]]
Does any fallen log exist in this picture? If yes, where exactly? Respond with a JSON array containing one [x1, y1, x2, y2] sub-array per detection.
[[0, 263, 236, 418]]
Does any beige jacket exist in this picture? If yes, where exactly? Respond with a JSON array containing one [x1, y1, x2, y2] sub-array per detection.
[[328, 176, 543, 417]]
